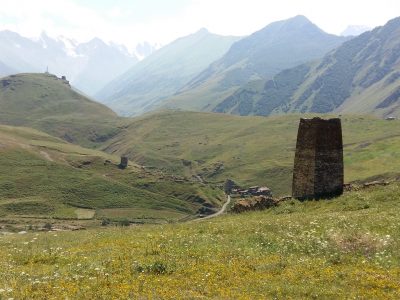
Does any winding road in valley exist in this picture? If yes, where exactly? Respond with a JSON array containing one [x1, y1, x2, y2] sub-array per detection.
[[194, 195, 231, 221]]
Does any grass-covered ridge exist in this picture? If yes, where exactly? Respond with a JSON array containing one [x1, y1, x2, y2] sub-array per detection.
[[0, 124, 224, 227], [3, 73, 400, 197], [102, 111, 400, 196], [0, 183, 399, 299], [2, 73, 400, 228], [0, 73, 125, 147]]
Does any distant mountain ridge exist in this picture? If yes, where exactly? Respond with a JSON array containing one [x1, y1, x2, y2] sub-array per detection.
[[214, 16, 400, 117], [0, 31, 141, 95], [162, 15, 349, 112], [134, 41, 162, 60], [96, 28, 241, 116]]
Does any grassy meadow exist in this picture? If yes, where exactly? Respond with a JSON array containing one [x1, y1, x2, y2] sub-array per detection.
[[0, 183, 399, 299], [102, 111, 400, 195]]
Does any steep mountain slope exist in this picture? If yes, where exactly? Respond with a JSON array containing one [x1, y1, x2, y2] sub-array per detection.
[[0, 73, 121, 147], [96, 29, 241, 116], [101, 111, 400, 196], [163, 16, 349, 112], [0, 124, 223, 226], [216, 16, 400, 117], [0, 31, 138, 95]]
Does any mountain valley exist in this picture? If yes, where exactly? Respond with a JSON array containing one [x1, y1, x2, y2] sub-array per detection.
[[1, 7, 400, 298], [96, 28, 241, 116]]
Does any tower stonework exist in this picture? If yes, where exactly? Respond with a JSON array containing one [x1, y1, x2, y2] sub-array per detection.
[[292, 117, 343, 199], [119, 156, 128, 169]]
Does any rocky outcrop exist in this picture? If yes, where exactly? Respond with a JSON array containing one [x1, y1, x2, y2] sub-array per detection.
[[231, 196, 277, 213]]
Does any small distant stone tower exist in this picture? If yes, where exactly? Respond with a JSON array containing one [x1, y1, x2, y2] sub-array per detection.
[[119, 156, 128, 169], [224, 179, 236, 194], [292, 117, 344, 199]]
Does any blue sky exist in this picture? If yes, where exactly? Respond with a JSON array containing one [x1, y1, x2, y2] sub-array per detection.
[[0, 0, 399, 50]]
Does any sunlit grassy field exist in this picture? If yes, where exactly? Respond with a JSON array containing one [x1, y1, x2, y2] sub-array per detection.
[[1, 183, 399, 299]]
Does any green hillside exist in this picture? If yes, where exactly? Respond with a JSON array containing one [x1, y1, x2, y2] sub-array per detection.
[[215, 16, 400, 117], [2, 73, 400, 223], [0, 73, 123, 147], [1, 182, 399, 298], [163, 15, 348, 113], [96, 29, 240, 116], [100, 111, 400, 196], [0, 124, 224, 228]]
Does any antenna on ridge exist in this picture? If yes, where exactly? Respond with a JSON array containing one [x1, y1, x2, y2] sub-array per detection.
[[45, 66, 49, 74]]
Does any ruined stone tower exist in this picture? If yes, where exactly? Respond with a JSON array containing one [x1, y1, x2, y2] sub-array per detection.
[[292, 117, 343, 199], [119, 156, 128, 169]]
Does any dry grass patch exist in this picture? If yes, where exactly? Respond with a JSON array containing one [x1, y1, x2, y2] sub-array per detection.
[[328, 231, 391, 257]]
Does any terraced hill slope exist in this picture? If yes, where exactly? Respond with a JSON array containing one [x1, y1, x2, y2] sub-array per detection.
[[0, 124, 223, 228]]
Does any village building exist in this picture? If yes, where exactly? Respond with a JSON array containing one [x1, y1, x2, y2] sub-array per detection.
[[231, 185, 272, 198]]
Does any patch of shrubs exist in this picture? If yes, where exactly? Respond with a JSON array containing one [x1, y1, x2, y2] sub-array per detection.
[[133, 261, 171, 275], [43, 223, 53, 230], [118, 219, 130, 227], [101, 218, 111, 226]]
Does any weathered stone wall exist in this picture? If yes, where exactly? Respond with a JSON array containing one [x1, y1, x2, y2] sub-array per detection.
[[292, 117, 343, 199], [231, 196, 277, 213]]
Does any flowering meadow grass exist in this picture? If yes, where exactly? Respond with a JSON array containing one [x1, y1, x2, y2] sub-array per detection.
[[1, 184, 399, 299]]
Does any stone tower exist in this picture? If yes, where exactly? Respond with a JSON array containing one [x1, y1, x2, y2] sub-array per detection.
[[119, 156, 128, 169], [224, 179, 236, 194], [292, 117, 343, 199]]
